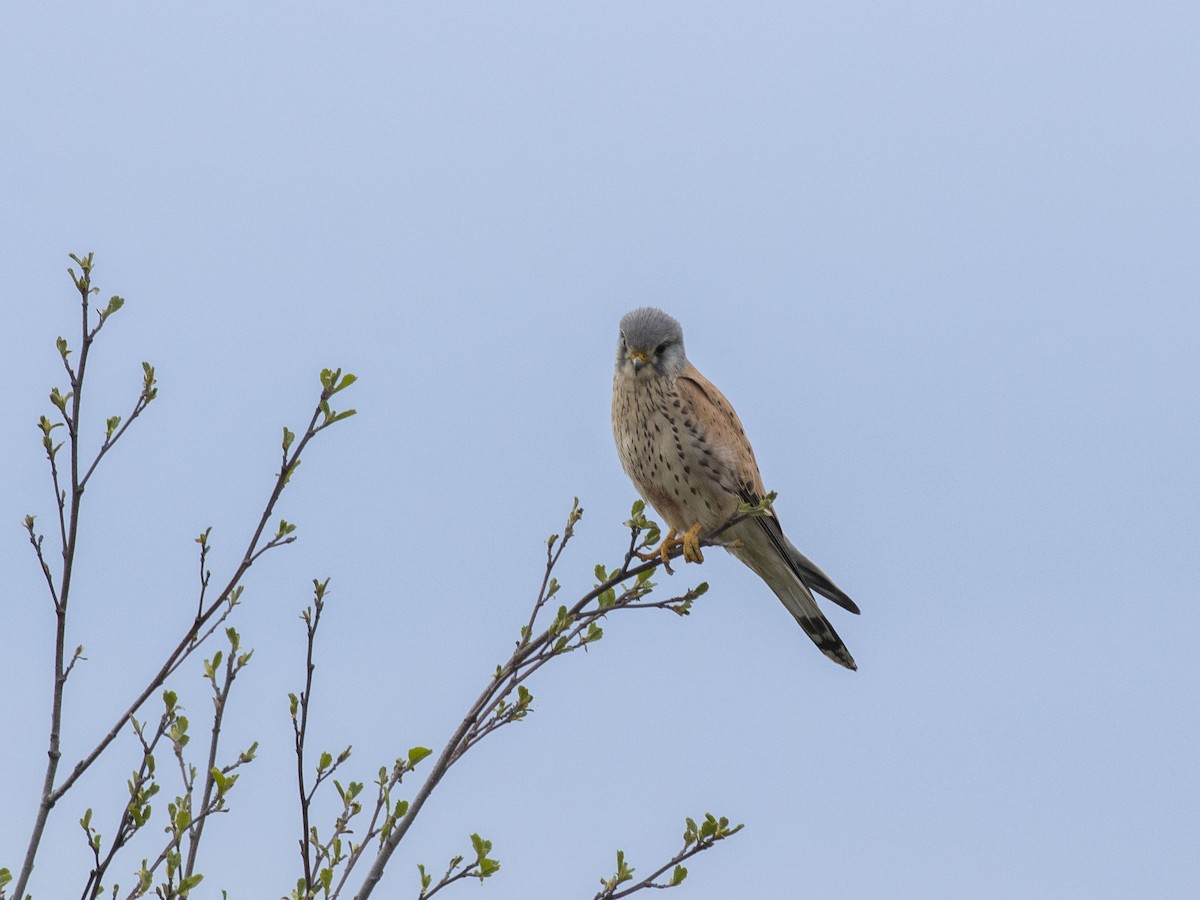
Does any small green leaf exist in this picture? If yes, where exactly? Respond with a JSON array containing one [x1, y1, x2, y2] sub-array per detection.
[[283, 457, 302, 485], [407, 746, 433, 767], [479, 857, 500, 877], [141, 361, 158, 400], [104, 295, 125, 317], [615, 848, 634, 882], [49, 386, 72, 413], [684, 817, 698, 844], [550, 604, 572, 635], [670, 865, 688, 885]]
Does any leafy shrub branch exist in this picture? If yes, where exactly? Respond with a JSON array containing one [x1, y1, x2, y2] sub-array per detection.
[[8, 254, 355, 899], [3, 255, 743, 900]]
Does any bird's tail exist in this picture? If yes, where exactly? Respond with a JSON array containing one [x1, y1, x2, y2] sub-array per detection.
[[773, 575, 858, 671], [726, 519, 858, 671], [779, 533, 861, 615]]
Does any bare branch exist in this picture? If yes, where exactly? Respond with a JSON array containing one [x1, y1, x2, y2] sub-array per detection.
[[292, 580, 330, 897], [78, 366, 156, 491], [24, 517, 60, 611]]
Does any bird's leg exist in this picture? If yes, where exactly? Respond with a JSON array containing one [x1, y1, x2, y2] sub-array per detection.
[[636, 527, 679, 566], [680, 521, 705, 564]]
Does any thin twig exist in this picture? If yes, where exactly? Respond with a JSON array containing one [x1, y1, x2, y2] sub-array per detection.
[[420, 860, 479, 899], [121, 804, 230, 900], [184, 635, 243, 877], [25, 523, 61, 610], [79, 706, 172, 900], [293, 588, 325, 896], [601, 822, 744, 900], [79, 383, 154, 491]]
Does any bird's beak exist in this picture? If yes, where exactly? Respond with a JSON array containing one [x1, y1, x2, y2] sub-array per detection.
[[629, 350, 649, 373]]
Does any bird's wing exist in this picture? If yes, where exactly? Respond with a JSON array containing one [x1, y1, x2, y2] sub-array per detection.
[[677, 367, 861, 616], [676, 364, 767, 497]]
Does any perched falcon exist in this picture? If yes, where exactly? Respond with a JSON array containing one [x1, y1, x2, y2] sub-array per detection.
[[611, 307, 860, 670]]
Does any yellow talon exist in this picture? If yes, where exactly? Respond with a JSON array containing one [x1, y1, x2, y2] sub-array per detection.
[[636, 523, 705, 568], [637, 527, 679, 565], [681, 522, 704, 564]]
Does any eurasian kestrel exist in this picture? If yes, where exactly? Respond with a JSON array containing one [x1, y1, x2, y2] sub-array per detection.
[[611, 307, 860, 670]]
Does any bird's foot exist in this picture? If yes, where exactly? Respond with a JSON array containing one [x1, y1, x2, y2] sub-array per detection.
[[681, 521, 705, 564], [635, 523, 705, 570], [636, 528, 679, 567]]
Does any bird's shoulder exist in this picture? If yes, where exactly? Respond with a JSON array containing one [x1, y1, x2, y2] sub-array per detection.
[[676, 364, 746, 434]]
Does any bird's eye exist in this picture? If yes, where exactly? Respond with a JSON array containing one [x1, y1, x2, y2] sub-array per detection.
[[655, 342, 668, 355]]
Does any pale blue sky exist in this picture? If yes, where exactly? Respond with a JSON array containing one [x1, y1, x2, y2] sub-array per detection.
[[3, 3, 1198, 898]]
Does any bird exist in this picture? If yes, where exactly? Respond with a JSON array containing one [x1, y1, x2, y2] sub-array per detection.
[[611, 307, 860, 670]]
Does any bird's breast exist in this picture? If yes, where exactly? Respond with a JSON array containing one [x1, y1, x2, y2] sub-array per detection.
[[612, 373, 739, 534]]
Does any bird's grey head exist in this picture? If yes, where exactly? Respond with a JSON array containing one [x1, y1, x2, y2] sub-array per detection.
[[616, 307, 688, 379]]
